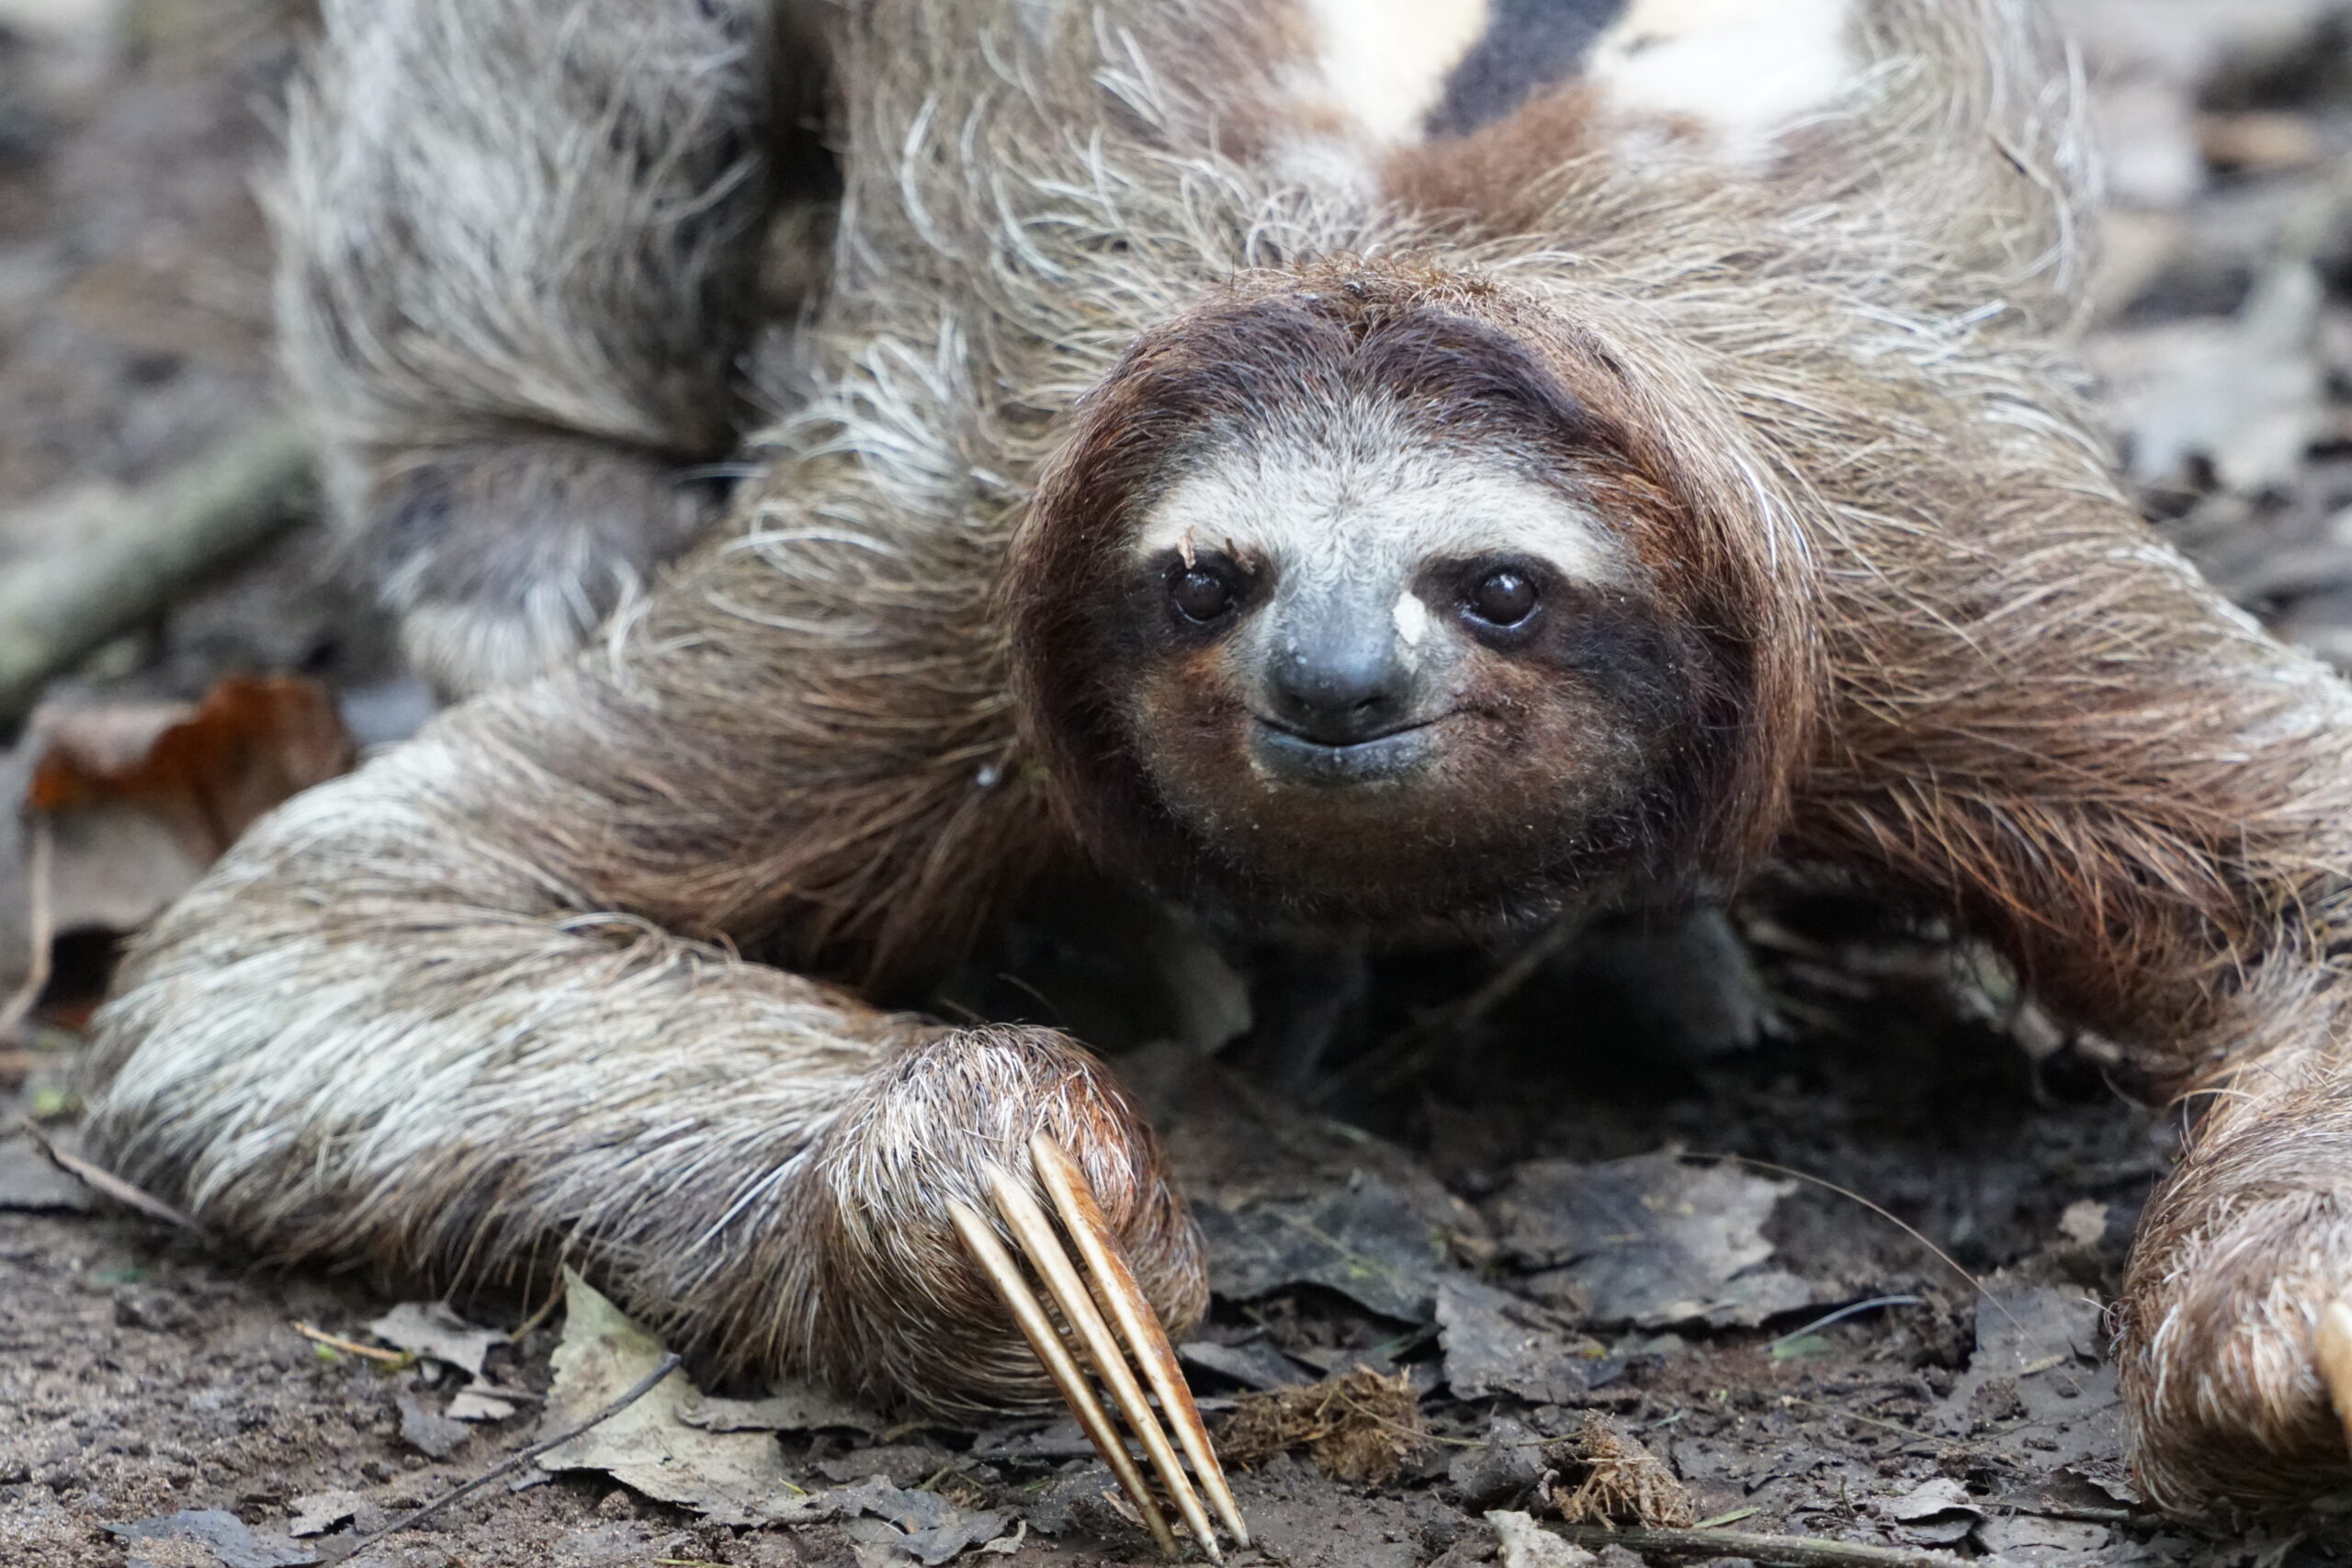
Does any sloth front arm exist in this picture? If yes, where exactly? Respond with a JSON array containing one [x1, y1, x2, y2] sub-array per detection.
[[1787, 466, 2352, 1513], [80, 440, 1078, 1385]]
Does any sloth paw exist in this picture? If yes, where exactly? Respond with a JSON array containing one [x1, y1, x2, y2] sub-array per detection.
[[797, 1027, 1208, 1411], [2119, 1190, 2352, 1516], [791, 1026, 1241, 1551], [360, 437, 723, 698]]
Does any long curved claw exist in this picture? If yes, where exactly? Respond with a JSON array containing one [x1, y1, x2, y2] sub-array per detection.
[[1029, 1134, 1250, 1550], [2315, 1295, 2352, 1460], [949, 1136, 1249, 1561], [948, 1201, 1182, 1558]]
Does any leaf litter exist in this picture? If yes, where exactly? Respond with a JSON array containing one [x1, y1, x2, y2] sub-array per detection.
[[524, 1270, 1012, 1556], [1488, 1151, 1838, 1329]]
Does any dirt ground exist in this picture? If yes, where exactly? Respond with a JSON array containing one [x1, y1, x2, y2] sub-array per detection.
[[12, 3, 2352, 1567]]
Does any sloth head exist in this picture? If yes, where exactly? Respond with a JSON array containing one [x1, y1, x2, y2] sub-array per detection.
[[1010, 267, 1812, 931]]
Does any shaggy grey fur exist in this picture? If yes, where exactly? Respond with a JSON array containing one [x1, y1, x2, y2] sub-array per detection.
[[276, 0, 800, 694]]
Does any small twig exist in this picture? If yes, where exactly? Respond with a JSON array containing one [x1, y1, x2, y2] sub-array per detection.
[[0, 417, 314, 722], [1550, 1522, 1973, 1568], [331, 1352, 682, 1563], [1327, 913, 1589, 1101], [0, 817, 53, 1040], [291, 1323, 413, 1366], [1986, 1501, 2143, 1527], [12, 1118, 203, 1233]]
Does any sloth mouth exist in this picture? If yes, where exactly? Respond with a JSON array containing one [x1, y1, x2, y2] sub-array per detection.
[[1248, 714, 1445, 786]]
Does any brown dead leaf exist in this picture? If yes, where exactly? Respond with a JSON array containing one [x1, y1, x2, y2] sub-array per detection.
[[29, 674, 353, 859], [0, 675, 355, 1013]]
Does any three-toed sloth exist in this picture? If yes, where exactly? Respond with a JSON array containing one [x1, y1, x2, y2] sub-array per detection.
[[79, 0, 2352, 1521]]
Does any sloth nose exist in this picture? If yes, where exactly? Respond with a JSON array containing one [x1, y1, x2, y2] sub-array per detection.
[[1266, 631, 1411, 745]]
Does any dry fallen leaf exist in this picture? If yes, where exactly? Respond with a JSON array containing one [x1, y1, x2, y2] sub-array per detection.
[[1877, 1476, 1984, 1546], [103, 1508, 317, 1568], [832, 1473, 1012, 1565], [366, 1302, 506, 1381], [678, 1381, 888, 1437], [282, 1492, 360, 1540], [1489, 1151, 1832, 1329], [2091, 263, 2326, 496], [1193, 1172, 1453, 1323], [0, 675, 354, 1012], [28, 673, 353, 860], [1486, 1510, 1598, 1568], [393, 1389, 472, 1460], [1437, 1274, 1601, 1405], [0, 1130, 96, 1213], [536, 1269, 820, 1528]]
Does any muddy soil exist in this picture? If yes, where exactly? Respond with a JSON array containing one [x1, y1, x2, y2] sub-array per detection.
[[11, 4, 2352, 1568]]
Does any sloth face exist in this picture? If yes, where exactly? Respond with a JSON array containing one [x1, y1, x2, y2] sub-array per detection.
[[1011, 276, 1770, 930], [1104, 429, 1702, 919]]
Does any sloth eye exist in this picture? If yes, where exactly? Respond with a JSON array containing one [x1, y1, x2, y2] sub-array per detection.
[[1170, 561, 1239, 623], [1466, 568, 1538, 627]]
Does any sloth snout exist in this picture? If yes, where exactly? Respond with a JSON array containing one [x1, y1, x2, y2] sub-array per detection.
[[1264, 627, 1413, 745]]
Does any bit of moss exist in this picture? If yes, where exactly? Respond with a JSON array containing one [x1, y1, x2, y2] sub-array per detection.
[[1218, 1369, 1426, 1485], [1541, 1413, 1696, 1528]]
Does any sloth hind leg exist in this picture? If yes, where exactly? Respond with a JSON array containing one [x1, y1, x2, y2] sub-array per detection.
[[279, 0, 821, 697]]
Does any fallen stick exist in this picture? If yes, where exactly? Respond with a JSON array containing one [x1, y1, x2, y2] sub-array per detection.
[[0, 817, 50, 1039], [13, 1117, 203, 1234], [1550, 1523, 1979, 1568], [291, 1322, 414, 1367], [0, 418, 315, 722], [330, 1351, 683, 1564]]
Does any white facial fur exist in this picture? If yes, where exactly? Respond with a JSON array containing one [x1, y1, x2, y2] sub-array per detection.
[[1128, 418, 1631, 646], [1295, 0, 1491, 145]]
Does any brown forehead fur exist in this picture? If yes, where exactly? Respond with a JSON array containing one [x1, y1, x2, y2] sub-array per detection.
[[1006, 259, 1820, 921]]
